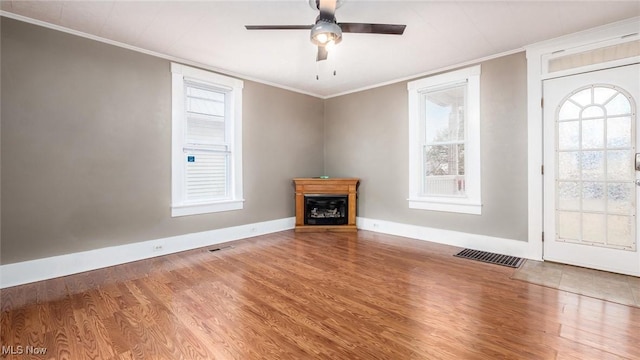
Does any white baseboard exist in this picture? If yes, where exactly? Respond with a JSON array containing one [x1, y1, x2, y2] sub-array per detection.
[[0, 217, 295, 289], [1, 216, 540, 288], [357, 217, 538, 260]]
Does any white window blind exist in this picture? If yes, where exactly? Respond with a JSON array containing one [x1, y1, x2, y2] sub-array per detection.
[[184, 151, 228, 201], [171, 63, 244, 217], [548, 40, 640, 73]]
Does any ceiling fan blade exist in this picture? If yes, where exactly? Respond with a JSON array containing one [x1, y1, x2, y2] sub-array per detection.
[[245, 25, 313, 30], [316, 46, 328, 62], [339, 23, 406, 35], [318, 0, 337, 21]]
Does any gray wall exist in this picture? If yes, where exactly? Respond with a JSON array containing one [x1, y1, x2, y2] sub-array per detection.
[[1, 18, 324, 264], [1, 17, 529, 265], [324, 53, 528, 241]]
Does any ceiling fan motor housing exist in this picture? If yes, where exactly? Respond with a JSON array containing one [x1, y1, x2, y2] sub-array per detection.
[[310, 19, 342, 46]]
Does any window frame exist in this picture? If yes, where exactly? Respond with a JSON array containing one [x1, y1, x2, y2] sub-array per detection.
[[407, 65, 482, 214], [171, 63, 244, 217]]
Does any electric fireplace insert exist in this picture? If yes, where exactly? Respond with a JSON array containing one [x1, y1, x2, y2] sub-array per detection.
[[304, 194, 348, 225]]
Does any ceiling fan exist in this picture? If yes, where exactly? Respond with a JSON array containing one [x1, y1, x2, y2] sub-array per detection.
[[245, 0, 406, 62]]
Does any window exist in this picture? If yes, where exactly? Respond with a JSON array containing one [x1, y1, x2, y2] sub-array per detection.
[[407, 65, 481, 214], [171, 63, 244, 217]]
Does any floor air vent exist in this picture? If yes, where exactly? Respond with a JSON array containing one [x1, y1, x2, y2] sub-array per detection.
[[208, 245, 233, 252], [454, 249, 524, 268]]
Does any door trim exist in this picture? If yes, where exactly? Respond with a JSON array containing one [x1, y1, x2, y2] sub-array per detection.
[[525, 17, 640, 262]]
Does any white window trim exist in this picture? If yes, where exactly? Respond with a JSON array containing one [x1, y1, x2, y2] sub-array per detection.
[[171, 63, 244, 217], [407, 65, 482, 215]]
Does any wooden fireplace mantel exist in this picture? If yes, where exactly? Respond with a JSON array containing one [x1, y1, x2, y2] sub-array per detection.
[[293, 178, 359, 232]]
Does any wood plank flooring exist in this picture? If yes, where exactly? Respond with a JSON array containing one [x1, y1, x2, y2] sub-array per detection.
[[2, 230, 640, 359]]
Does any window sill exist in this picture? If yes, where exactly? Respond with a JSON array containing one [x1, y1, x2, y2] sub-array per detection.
[[171, 199, 244, 217], [408, 198, 482, 215]]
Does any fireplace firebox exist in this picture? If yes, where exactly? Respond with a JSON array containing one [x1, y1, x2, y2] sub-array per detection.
[[293, 178, 359, 232], [304, 195, 348, 225]]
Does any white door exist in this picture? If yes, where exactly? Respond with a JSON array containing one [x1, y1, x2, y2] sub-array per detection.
[[543, 64, 640, 276]]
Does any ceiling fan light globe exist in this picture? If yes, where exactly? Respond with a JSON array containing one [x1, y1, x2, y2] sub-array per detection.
[[310, 21, 342, 46], [317, 33, 328, 44]]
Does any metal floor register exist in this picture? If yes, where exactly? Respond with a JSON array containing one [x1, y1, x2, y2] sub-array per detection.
[[454, 248, 524, 268]]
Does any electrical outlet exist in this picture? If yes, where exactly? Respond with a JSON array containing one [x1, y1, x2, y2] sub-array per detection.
[[373, 223, 380, 229], [250, 227, 257, 233], [153, 245, 163, 252]]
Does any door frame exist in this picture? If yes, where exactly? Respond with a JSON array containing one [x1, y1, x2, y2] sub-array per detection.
[[525, 17, 640, 262]]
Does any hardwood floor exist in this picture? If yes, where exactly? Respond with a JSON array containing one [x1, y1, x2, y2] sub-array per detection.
[[2, 230, 639, 359]]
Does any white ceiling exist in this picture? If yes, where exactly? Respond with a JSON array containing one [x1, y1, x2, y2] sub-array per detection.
[[2, 1, 639, 98]]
